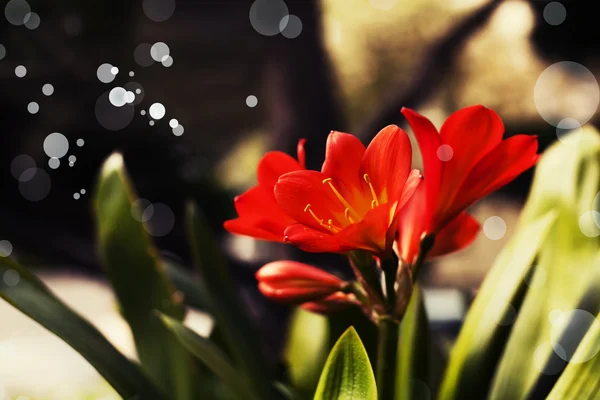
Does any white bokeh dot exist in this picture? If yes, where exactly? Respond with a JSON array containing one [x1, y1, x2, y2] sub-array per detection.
[[97, 63, 116, 83], [249, 0, 289, 36], [279, 15, 303, 39], [246, 95, 258, 108], [109, 87, 128, 107], [150, 42, 170, 62], [0, 240, 13, 257], [550, 309, 600, 363], [48, 157, 60, 169], [42, 83, 54, 96], [173, 125, 184, 136], [534, 62, 599, 127], [76, 138, 84, 147], [169, 119, 178, 128], [110, 66, 119, 75], [27, 101, 39, 114], [437, 144, 453, 161], [483, 216, 507, 240], [162, 56, 173, 67], [579, 211, 600, 237], [149, 103, 166, 119], [149, 120, 155, 126], [73, 193, 80, 200], [24, 11, 40, 29], [43, 132, 69, 159], [68, 155, 76, 163], [15, 65, 27, 78]]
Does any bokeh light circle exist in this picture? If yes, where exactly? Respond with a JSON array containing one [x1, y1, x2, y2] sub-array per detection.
[[579, 211, 600, 237], [43, 133, 69, 159], [543, 2, 566, 26], [279, 15, 303, 39], [24, 11, 40, 29], [144, 203, 175, 237], [132, 199, 153, 222], [249, 0, 289, 36], [42, 83, 54, 96], [150, 42, 170, 62], [149, 103, 166, 120], [483, 216, 507, 240], [48, 157, 60, 169], [246, 95, 258, 108], [534, 62, 599, 127], [162, 56, 173, 67], [556, 118, 582, 146], [124, 82, 145, 105], [534, 341, 566, 375], [15, 65, 27, 78], [109, 87, 128, 107], [3, 269, 20, 286], [97, 63, 116, 83], [0, 240, 13, 257], [550, 309, 600, 363], [5, 0, 31, 26], [18, 168, 51, 201], [0, 44, 6, 60], [173, 125, 184, 136], [95, 91, 134, 131], [437, 144, 453, 161], [10, 155, 36, 181], [143, 0, 175, 22]]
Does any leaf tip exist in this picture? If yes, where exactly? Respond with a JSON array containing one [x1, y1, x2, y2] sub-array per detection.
[[102, 152, 124, 177]]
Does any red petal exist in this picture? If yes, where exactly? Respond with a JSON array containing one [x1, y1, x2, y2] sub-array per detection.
[[321, 131, 366, 192], [256, 261, 343, 287], [283, 224, 351, 253], [258, 282, 339, 304], [297, 139, 307, 169], [334, 203, 395, 255], [398, 169, 423, 210], [437, 105, 504, 205], [275, 170, 347, 231], [447, 135, 539, 221], [257, 151, 303, 188], [360, 125, 411, 203], [396, 183, 428, 265], [428, 212, 480, 258], [401, 107, 442, 228], [223, 218, 286, 242]]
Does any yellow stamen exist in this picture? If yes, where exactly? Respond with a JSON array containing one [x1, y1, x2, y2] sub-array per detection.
[[322, 178, 359, 218], [304, 204, 340, 233], [363, 174, 379, 208], [344, 208, 355, 224]]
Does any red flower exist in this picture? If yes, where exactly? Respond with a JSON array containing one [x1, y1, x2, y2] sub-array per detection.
[[275, 126, 422, 256], [397, 105, 539, 264], [223, 140, 306, 242], [256, 261, 346, 304]]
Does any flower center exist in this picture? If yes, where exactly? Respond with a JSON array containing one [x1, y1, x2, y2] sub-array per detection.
[[303, 174, 380, 233]]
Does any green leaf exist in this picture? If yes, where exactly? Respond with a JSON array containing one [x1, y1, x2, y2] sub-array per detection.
[[284, 308, 330, 397], [186, 201, 280, 399], [159, 313, 260, 400], [314, 327, 377, 400], [0, 257, 166, 399], [396, 285, 430, 400], [489, 127, 600, 399], [95, 153, 198, 399], [546, 307, 600, 400], [164, 259, 213, 312], [438, 211, 557, 400]]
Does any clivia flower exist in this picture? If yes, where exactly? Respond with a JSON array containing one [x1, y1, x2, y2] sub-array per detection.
[[397, 105, 539, 264], [301, 292, 358, 315], [225, 126, 422, 257], [255, 260, 347, 304]]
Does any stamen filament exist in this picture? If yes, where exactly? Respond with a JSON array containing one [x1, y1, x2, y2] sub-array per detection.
[[322, 178, 360, 217], [304, 204, 341, 233], [363, 174, 379, 209], [344, 208, 355, 224]]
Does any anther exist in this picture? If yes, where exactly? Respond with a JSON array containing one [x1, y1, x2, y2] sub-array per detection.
[[363, 174, 379, 208], [344, 208, 355, 224], [322, 178, 359, 217]]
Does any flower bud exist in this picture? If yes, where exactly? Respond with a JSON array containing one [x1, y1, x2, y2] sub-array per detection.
[[301, 292, 357, 315], [256, 261, 345, 304]]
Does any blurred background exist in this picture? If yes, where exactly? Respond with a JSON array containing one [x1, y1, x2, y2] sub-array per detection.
[[1, 0, 599, 398]]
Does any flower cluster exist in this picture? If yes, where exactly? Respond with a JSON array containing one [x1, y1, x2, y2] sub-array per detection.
[[225, 106, 539, 320]]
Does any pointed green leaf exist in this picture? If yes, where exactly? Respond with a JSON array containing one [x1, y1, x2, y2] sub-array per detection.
[[95, 153, 198, 399], [284, 308, 330, 397], [159, 313, 260, 400], [489, 127, 600, 399], [186, 201, 280, 399], [396, 285, 430, 400], [0, 257, 166, 399], [439, 211, 557, 400], [314, 327, 377, 400]]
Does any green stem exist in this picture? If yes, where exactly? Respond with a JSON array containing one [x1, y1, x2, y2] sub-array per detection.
[[376, 318, 400, 400], [381, 256, 399, 313]]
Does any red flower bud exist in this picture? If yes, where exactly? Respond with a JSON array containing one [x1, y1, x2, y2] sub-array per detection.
[[256, 261, 345, 304], [301, 292, 357, 315]]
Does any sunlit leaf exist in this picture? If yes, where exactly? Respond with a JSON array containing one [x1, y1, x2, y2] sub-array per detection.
[[0, 257, 167, 399], [489, 127, 600, 399], [95, 153, 199, 399], [314, 327, 377, 400]]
